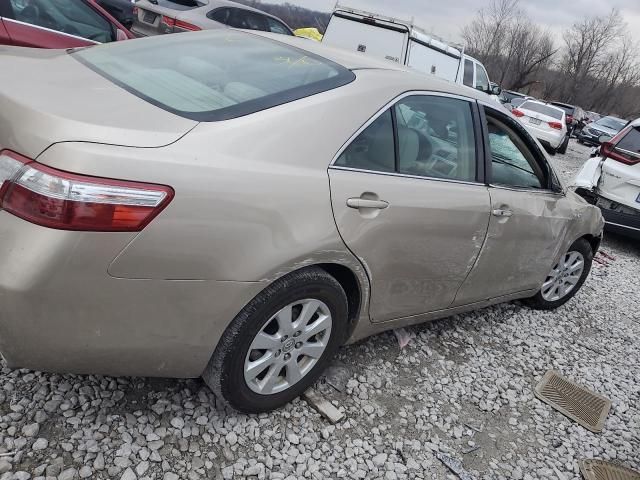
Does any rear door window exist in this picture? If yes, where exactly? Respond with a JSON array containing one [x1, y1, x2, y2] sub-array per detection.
[[463, 59, 474, 87], [8, 0, 114, 43], [336, 95, 478, 182]]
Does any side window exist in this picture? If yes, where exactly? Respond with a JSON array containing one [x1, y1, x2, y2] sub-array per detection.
[[335, 109, 395, 172], [394, 96, 477, 182], [266, 17, 291, 35], [208, 7, 231, 24], [475, 64, 489, 92], [463, 59, 474, 87], [614, 127, 640, 157], [227, 9, 268, 31], [484, 110, 548, 189], [9, 0, 114, 43]]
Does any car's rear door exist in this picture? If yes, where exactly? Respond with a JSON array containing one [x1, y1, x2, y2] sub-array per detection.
[[329, 93, 491, 322], [453, 104, 572, 306]]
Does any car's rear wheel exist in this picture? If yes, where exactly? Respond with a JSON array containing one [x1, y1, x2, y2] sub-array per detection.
[[557, 135, 570, 154], [203, 267, 348, 413], [524, 239, 593, 310]]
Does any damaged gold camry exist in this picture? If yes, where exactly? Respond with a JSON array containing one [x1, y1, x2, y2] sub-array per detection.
[[0, 29, 603, 412]]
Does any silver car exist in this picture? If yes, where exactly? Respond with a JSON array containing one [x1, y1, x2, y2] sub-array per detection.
[[0, 30, 604, 412], [132, 0, 293, 37]]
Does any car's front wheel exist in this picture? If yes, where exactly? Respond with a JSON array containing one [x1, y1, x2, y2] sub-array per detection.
[[203, 267, 348, 413], [524, 239, 593, 310]]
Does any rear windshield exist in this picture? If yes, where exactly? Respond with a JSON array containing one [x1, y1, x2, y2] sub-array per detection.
[[596, 117, 627, 131], [72, 30, 355, 121], [153, 0, 207, 11], [551, 103, 574, 115], [520, 102, 563, 120]]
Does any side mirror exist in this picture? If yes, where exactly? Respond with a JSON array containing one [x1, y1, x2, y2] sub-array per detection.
[[491, 85, 502, 96], [598, 135, 612, 144]]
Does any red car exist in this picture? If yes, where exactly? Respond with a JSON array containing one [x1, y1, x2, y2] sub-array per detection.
[[0, 0, 134, 48]]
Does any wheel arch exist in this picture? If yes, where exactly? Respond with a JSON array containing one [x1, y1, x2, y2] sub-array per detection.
[[315, 263, 364, 339]]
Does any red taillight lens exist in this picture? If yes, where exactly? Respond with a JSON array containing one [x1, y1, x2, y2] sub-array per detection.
[[566, 115, 573, 123], [601, 141, 640, 165], [512, 109, 524, 117], [175, 20, 201, 31], [132, 6, 138, 14], [162, 15, 176, 27], [548, 121, 563, 130], [0, 150, 174, 232]]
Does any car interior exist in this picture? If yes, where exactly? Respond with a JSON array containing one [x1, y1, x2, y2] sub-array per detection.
[[8, 0, 114, 43]]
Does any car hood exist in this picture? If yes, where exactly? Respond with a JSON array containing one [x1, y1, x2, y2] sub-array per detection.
[[0, 46, 197, 159]]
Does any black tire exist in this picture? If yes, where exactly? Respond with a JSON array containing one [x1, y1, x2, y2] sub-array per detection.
[[557, 135, 569, 154], [524, 238, 593, 310], [202, 267, 348, 413]]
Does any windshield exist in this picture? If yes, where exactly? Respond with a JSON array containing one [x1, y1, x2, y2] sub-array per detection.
[[520, 102, 563, 120], [595, 116, 626, 131], [72, 30, 354, 121]]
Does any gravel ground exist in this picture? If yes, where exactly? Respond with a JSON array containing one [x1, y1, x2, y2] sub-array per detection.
[[1, 140, 638, 480]]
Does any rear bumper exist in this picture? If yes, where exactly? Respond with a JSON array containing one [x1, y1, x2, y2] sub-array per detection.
[[0, 212, 264, 378], [529, 129, 564, 149], [575, 189, 640, 239]]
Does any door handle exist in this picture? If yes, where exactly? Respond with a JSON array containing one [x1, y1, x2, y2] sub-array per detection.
[[346, 198, 389, 210], [492, 208, 513, 217]]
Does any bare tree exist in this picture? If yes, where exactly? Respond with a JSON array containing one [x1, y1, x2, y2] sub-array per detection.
[[461, 0, 557, 91], [562, 9, 625, 102]]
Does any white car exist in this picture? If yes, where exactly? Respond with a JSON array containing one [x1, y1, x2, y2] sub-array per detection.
[[574, 118, 639, 239], [512, 100, 569, 154]]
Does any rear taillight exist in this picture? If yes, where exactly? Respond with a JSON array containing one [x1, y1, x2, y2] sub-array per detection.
[[175, 20, 201, 31], [601, 141, 640, 165], [0, 150, 173, 232], [162, 15, 176, 27], [548, 121, 563, 130], [512, 109, 524, 117], [132, 6, 138, 14]]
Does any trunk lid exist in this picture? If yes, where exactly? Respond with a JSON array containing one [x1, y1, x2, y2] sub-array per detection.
[[132, 0, 206, 36], [0, 46, 197, 159]]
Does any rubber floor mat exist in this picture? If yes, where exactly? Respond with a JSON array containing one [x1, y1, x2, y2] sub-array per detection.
[[579, 459, 640, 480], [534, 370, 611, 433]]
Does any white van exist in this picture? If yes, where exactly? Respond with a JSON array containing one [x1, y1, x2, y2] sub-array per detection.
[[322, 6, 499, 97]]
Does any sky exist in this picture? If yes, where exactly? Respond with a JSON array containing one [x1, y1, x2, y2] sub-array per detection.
[[273, 0, 640, 45]]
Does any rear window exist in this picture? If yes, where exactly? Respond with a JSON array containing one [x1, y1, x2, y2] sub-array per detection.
[[520, 102, 563, 120], [72, 30, 355, 121], [551, 103, 575, 115], [153, 0, 206, 11]]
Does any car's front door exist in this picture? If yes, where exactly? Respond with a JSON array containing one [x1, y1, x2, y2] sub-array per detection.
[[329, 93, 491, 323], [453, 104, 572, 306]]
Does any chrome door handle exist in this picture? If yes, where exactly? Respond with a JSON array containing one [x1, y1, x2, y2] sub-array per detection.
[[346, 198, 389, 210], [492, 208, 513, 217]]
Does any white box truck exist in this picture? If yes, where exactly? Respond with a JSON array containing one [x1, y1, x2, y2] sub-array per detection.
[[322, 5, 500, 98]]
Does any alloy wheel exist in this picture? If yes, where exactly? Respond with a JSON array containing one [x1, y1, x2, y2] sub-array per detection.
[[244, 299, 332, 395], [541, 251, 585, 302]]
